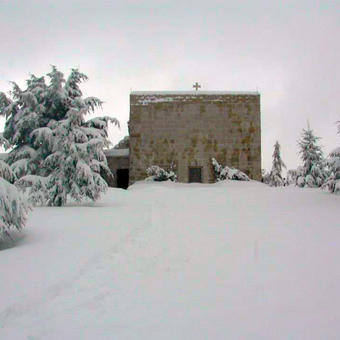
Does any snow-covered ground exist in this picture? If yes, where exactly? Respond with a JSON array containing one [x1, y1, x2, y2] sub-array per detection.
[[0, 181, 339, 339]]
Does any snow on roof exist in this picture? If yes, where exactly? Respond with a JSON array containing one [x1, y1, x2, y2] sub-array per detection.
[[104, 148, 129, 157], [131, 91, 259, 95], [130, 91, 259, 105]]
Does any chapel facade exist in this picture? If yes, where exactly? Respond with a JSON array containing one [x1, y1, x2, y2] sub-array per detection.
[[105, 91, 261, 188]]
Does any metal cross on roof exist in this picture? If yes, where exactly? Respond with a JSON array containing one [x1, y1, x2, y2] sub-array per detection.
[[193, 82, 201, 91]]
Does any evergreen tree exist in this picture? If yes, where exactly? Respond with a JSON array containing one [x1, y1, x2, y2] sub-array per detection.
[[323, 147, 340, 194], [261, 169, 272, 184], [0, 135, 30, 238], [323, 121, 340, 194], [0, 76, 46, 177], [296, 126, 326, 187], [268, 141, 286, 186], [39, 112, 118, 206], [286, 169, 298, 185], [0, 134, 14, 183], [1, 66, 119, 206]]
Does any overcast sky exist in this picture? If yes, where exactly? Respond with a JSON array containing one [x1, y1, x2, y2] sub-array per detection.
[[0, 0, 339, 171]]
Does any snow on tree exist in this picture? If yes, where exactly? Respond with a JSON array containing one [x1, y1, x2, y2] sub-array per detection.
[[0, 159, 15, 183], [296, 126, 326, 188], [211, 158, 250, 181], [287, 169, 298, 185], [267, 141, 286, 187], [114, 136, 129, 149], [0, 135, 30, 238], [0, 132, 10, 150], [261, 169, 270, 184], [16, 175, 48, 206], [0, 135, 14, 183], [1, 75, 47, 177], [322, 147, 340, 194], [0, 178, 30, 239], [42, 113, 119, 206], [146, 164, 177, 182], [323, 122, 340, 194], [1, 67, 119, 206], [33, 71, 119, 206]]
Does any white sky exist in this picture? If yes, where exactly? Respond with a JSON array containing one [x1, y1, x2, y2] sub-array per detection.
[[0, 0, 339, 172]]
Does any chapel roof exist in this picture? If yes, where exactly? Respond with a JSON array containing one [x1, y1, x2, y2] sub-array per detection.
[[131, 91, 259, 95]]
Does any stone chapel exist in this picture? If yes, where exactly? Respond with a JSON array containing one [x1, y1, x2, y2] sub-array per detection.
[[105, 91, 261, 188]]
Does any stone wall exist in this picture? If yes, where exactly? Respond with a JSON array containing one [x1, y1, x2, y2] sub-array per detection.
[[129, 91, 261, 183]]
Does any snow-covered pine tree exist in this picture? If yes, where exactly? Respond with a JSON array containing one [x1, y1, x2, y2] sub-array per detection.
[[41, 113, 118, 206], [0, 135, 30, 238], [30, 68, 118, 206], [268, 141, 286, 187], [323, 121, 340, 194], [296, 126, 326, 187], [287, 169, 298, 185], [0, 134, 15, 183], [261, 169, 270, 184], [1, 66, 119, 206], [0, 75, 47, 178], [323, 147, 340, 194]]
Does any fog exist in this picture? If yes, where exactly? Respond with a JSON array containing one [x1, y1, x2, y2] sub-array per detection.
[[1, 0, 339, 171]]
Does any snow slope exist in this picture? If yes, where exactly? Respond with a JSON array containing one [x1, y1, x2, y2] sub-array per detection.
[[0, 181, 339, 339]]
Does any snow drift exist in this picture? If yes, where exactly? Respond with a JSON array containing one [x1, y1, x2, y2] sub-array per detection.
[[0, 181, 339, 339]]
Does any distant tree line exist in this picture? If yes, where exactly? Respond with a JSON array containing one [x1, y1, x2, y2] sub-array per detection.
[[263, 123, 340, 194]]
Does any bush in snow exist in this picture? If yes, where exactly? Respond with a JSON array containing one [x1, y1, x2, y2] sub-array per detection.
[[323, 121, 340, 194], [16, 175, 48, 206], [0, 67, 119, 206], [322, 122, 340, 194], [287, 169, 298, 185], [0, 158, 15, 184], [146, 164, 177, 182], [267, 141, 286, 187], [322, 147, 340, 194], [261, 169, 270, 184], [211, 158, 250, 181], [295, 126, 326, 188], [0, 136, 30, 238], [0, 178, 30, 239]]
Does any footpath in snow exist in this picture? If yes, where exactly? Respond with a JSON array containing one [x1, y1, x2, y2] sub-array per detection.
[[0, 181, 339, 339]]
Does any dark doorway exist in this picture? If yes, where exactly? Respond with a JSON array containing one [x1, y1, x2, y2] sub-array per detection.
[[117, 169, 129, 189], [189, 167, 202, 183]]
